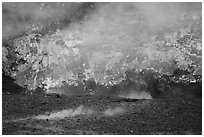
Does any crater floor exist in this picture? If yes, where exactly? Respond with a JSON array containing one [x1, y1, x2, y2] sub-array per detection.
[[2, 92, 202, 135]]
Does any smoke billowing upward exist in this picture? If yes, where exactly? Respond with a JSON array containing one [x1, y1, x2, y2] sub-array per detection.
[[2, 2, 202, 98], [3, 3, 201, 41], [2, 2, 95, 41], [76, 2, 201, 49]]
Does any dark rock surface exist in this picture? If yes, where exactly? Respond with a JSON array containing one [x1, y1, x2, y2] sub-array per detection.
[[2, 92, 202, 135]]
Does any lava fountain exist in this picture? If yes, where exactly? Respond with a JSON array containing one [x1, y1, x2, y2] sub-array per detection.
[[2, 2, 202, 99]]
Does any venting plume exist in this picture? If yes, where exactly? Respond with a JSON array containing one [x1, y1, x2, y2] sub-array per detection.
[[35, 105, 126, 120], [35, 105, 94, 120], [2, 2, 202, 98], [2, 2, 95, 41]]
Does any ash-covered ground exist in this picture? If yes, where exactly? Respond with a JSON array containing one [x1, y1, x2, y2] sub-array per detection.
[[2, 91, 202, 135], [2, 73, 202, 135], [2, 67, 202, 135]]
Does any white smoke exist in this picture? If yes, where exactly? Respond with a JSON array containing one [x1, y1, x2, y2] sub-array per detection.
[[35, 105, 126, 120], [35, 105, 94, 120], [103, 107, 125, 116], [120, 91, 152, 99], [2, 2, 86, 41]]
